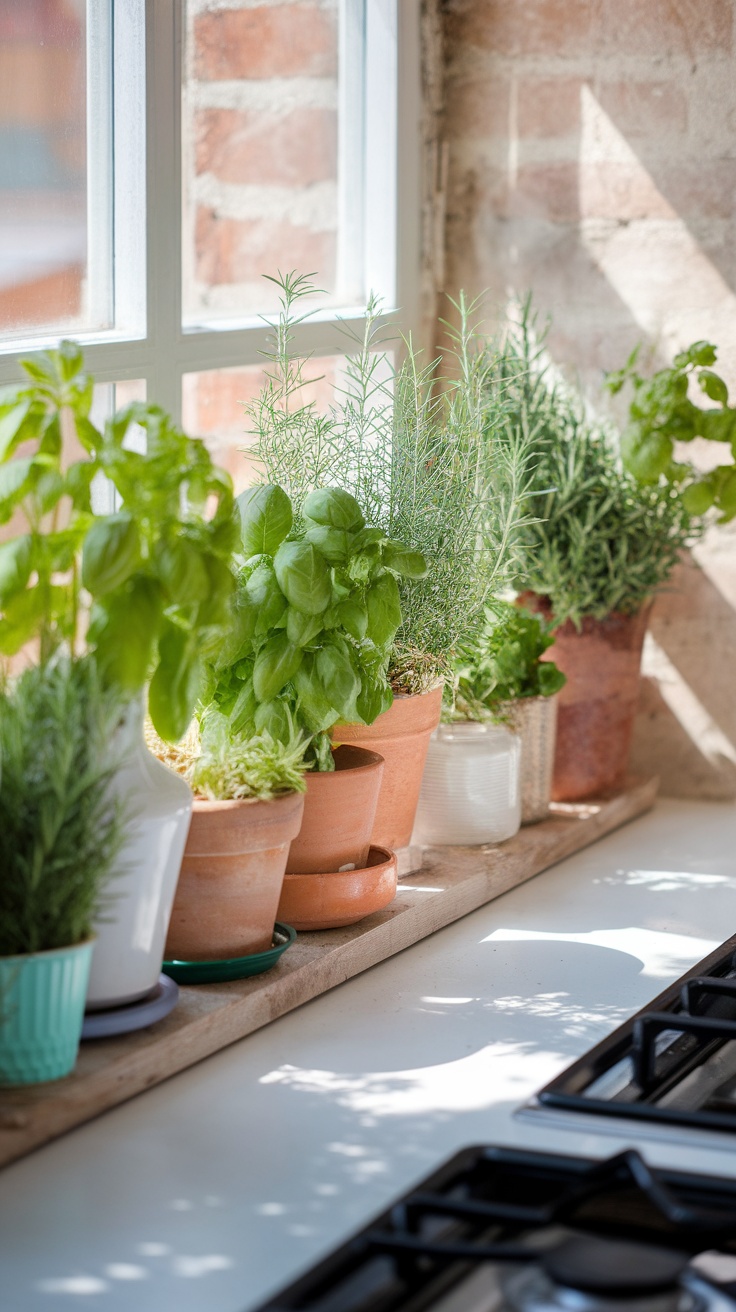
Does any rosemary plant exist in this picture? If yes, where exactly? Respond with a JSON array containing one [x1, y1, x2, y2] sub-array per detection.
[[247, 275, 533, 693], [503, 301, 699, 628], [0, 658, 125, 957]]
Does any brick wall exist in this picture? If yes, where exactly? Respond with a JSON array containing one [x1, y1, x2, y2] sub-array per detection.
[[183, 0, 339, 324], [440, 0, 736, 799]]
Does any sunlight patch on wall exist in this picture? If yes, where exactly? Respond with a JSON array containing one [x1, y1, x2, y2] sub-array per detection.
[[642, 632, 736, 768]]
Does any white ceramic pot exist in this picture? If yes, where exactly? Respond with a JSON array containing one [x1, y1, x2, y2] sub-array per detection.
[[85, 702, 193, 1010], [412, 721, 521, 846]]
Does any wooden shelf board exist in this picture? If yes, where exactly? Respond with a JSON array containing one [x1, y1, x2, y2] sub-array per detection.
[[0, 776, 658, 1169]]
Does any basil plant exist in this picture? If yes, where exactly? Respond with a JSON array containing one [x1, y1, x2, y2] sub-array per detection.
[[0, 342, 237, 741], [205, 484, 427, 770]]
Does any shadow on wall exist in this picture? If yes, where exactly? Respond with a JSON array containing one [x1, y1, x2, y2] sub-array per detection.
[[440, 0, 736, 798]]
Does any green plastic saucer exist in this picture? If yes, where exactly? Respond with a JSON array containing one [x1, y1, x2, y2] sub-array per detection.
[[162, 923, 297, 985]]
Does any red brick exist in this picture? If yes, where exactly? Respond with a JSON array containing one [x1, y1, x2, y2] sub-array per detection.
[[195, 209, 336, 287], [444, 74, 511, 139], [194, 6, 337, 81], [195, 107, 337, 187], [596, 0, 733, 56], [596, 81, 688, 138], [517, 77, 583, 139], [444, 0, 594, 59]]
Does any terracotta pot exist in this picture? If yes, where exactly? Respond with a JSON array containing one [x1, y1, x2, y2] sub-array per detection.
[[286, 744, 384, 874], [520, 594, 651, 802], [498, 694, 558, 824], [277, 845, 397, 931], [333, 684, 443, 849], [165, 791, 305, 961]]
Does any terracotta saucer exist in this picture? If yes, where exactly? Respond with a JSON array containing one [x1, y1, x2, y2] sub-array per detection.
[[277, 845, 397, 931]]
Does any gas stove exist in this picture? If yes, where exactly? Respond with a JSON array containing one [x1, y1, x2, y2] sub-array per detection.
[[255, 1144, 736, 1311], [519, 933, 736, 1150]]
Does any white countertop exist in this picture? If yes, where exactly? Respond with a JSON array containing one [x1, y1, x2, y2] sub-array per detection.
[[2, 798, 736, 1312]]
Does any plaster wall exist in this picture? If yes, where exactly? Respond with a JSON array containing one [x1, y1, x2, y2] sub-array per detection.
[[439, 0, 736, 798]]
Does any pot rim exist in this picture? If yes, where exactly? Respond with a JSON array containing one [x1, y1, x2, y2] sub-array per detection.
[[0, 936, 96, 966], [191, 790, 304, 811], [324, 744, 385, 774], [281, 844, 395, 880]]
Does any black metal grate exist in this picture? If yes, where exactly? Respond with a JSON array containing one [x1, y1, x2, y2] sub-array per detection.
[[252, 1146, 736, 1311]]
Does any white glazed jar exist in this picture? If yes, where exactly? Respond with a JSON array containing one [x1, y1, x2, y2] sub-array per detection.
[[85, 701, 193, 1010], [412, 722, 521, 846]]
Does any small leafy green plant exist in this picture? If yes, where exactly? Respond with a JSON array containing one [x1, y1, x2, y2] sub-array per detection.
[[147, 709, 309, 802], [450, 603, 566, 722], [206, 482, 426, 770], [502, 301, 698, 627], [0, 658, 125, 957], [607, 341, 736, 520], [0, 343, 237, 739]]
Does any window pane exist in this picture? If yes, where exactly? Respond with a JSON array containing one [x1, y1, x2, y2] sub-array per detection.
[[0, 1, 111, 341], [182, 0, 357, 327]]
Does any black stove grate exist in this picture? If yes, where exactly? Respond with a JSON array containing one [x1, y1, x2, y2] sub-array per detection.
[[535, 933, 736, 1133], [253, 1146, 736, 1311]]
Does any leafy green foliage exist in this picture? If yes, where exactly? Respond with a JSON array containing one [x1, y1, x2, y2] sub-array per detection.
[[607, 341, 736, 521], [449, 602, 566, 721], [206, 483, 425, 770], [0, 344, 237, 739], [504, 301, 698, 627], [147, 710, 309, 802], [0, 658, 125, 956], [246, 274, 534, 694]]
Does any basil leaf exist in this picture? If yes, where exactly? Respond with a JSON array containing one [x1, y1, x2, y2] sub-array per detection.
[[0, 585, 46, 655], [316, 642, 360, 720], [254, 697, 292, 740], [699, 370, 729, 406], [337, 596, 368, 641], [366, 572, 402, 646], [90, 576, 163, 694], [294, 654, 340, 732], [245, 560, 288, 631], [157, 538, 210, 603], [286, 606, 324, 647], [0, 535, 34, 604], [82, 513, 141, 596], [303, 487, 365, 531], [356, 678, 393, 725], [304, 523, 353, 562], [253, 631, 303, 702], [273, 540, 331, 614], [149, 623, 202, 742], [382, 541, 428, 579], [237, 484, 293, 556]]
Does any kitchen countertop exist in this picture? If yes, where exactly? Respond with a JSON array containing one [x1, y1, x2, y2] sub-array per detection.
[[1, 797, 735, 1312]]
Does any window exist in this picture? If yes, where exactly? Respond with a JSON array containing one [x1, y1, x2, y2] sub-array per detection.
[[0, 0, 421, 457]]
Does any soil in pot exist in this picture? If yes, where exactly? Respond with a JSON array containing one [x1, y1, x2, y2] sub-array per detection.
[[165, 790, 305, 961], [522, 594, 651, 801], [278, 845, 397, 930], [332, 684, 443, 850], [287, 744, 384, 874]]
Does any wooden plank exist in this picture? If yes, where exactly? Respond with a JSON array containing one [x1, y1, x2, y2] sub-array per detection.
[[0, 776, 657, 1169]]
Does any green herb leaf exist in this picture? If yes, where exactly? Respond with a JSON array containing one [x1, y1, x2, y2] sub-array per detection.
[[237, 483, 293, 556], [253, 631, 303, 702], [366, 572, 402, 647], [149, 623, 202, 742], [81, 513, 141, 595], [382, 541, 428, 579], [303, 487, 365, 531], [273, 540, 331, 614], [0, 534, 34, 604]]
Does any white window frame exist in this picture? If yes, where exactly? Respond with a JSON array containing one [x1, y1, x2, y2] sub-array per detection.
[[0, 0, 422, 421]]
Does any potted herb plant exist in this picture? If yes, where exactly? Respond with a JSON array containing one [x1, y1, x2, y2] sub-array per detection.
[[0, 343, 237, 1009], [450, 602, 566, 823], [205, 481, 422, 928], [148, 712, 306, 962], [0, 659, 123, 1084], [248, 276, 531, 851], [503, 304, 698, 801]]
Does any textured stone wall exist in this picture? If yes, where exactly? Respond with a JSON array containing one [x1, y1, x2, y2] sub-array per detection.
[[440, 0, 736, 798]]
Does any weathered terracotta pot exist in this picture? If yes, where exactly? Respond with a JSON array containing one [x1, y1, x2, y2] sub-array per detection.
[[498, 694, 559, 824], [333, 684, 443, 849], [522, 594, 651, 801], [286, 744, 384, 874], [165, 791, 305, 961], [277, 845, 397, 930]]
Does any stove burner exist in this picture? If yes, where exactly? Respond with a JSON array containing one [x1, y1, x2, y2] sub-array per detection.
[[540, 1235, 687, 1295], [253, 1146, 736, 1312]]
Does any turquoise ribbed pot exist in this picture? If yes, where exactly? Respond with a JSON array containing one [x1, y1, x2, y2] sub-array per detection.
[[0, 940, 94, 1086]]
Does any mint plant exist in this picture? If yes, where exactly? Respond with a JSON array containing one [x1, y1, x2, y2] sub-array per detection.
[[205, 483, 426, 770], [0, 342, 237, 740], [607, 341, 736, 520], [450, 602, 566, 722]]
